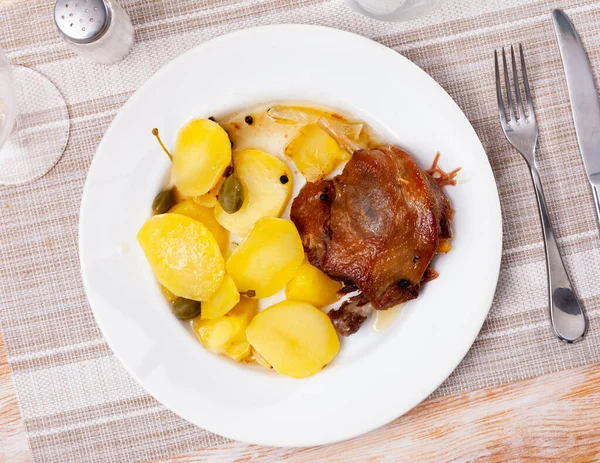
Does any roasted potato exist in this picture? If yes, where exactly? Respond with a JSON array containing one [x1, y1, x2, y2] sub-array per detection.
[[137, 213, 224, 301], [285, 258, 342, 308], [226, 218, 303, 298], [201, 274, 240, 320], [285, 123, 347, 182], [168, 199, 228, 254], [194, 297, 257, 361], [214, 149, 292, 236], [172, 119, 231, 196], [246, 300, 340, 378]]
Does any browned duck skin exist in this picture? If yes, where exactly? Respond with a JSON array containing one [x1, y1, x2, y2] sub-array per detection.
[[291, 119, 454, 336]]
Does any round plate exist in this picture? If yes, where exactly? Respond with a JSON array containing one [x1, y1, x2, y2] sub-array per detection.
[[79, 25, 502, 447]]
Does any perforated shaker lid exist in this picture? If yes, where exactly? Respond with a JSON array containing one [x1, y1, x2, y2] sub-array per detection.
[[54, 0, 111, 44]]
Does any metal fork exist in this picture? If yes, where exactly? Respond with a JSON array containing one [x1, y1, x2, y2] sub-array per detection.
[[494, 45, 587, 343]]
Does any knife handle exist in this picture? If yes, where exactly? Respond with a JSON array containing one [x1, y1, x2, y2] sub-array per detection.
[[529, 166, 588, 343], [592, 185, 600, 233]]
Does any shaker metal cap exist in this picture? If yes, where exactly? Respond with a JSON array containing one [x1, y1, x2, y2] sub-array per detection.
[[54, 0, 110, 44]]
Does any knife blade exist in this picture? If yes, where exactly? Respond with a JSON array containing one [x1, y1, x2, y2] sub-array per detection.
[[552, 9, 600, 229]]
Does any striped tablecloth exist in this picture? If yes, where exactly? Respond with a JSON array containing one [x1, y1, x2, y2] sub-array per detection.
[[2, 0, 600, 461]]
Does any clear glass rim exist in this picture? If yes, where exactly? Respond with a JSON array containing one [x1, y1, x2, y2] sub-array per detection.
[[0, 66, 70, 186], [0, 48, 16, 148]]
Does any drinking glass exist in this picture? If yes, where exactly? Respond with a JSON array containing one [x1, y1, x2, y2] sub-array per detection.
[[345, 0, 446, 21], [0, 49, 69, 185]]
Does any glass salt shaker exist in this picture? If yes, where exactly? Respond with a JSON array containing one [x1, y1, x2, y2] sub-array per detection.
[[54, 0, 134, 65]]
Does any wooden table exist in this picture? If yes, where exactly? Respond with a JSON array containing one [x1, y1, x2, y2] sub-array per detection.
[[2, 330, 599, 462]]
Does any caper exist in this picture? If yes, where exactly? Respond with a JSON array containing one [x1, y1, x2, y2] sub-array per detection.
[[152, 188, 175, 215], [218, 172, 244, 214], [172, 297, 201, 320]]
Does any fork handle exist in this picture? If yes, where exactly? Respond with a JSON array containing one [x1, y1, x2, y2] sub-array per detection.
[[529, 166, 588, 343]]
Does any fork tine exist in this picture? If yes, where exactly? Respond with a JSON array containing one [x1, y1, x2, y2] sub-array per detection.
[[510, 45, 524, 120], [519, 43, 535, 121], [501, 47, 515, 121], [494, 50, 508, 126]]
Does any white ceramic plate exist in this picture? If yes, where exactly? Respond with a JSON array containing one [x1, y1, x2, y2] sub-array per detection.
[[79, 25, 502, 447]]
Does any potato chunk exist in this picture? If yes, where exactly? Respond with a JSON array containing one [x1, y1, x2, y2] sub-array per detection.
[[285, 123, 347, 182], [201, 275, 240, 320], [172, 119, 231, 196], [215, 149, 292, 236], [226, 218, 303, 298], [194, 297, 257, 361], [137, 214, 224, 301], [285, 258, 342, 309], [246, 300, 340, 378], [168, 200, 228, 254]]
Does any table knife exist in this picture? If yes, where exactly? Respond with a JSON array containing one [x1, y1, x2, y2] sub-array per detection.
[[553, 9, 600, 231]]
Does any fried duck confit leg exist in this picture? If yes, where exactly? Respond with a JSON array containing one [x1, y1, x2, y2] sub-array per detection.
[[291, 119, 454, 336]]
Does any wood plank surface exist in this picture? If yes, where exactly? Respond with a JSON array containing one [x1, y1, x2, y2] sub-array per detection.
[[3, 330, 600, 462], [159, 364, 600, 462], [0, 333, 33, 463]]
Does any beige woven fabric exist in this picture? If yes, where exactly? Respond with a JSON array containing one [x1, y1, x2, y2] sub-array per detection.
[[2, 0, 600, 461]]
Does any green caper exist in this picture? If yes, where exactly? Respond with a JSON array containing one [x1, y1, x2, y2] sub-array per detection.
[[172, 297, 201, 320], [152, 188, 175, 215], [218, 172, 244, 214]]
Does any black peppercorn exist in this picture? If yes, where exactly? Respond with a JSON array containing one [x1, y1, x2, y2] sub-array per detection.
[[244, 115, 253, 125], [280, 175, 289, 184], [320, 193, 329, 202], [398, 279, 411, 289]]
